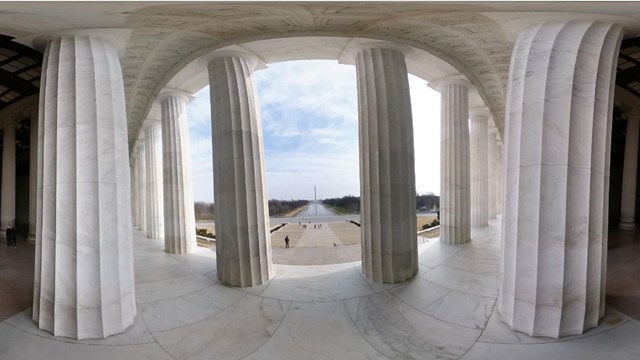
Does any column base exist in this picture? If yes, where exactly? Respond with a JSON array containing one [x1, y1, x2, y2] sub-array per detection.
[[27, 233, 36, 245], [619, 221, 636, 230]]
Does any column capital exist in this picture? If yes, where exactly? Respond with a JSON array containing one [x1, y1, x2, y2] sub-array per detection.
[[25, 28, 132, 56], [157, 87, 195, 105], [627, 110, 640, 123], [469, 106, 491, 119], [142, 118, 162, 130], [1, 119, 19, 130], [135, 139, 145, 150], [428, 76, 472, 92], [200, 47, 267, 71], [339, 40, 412, 64]]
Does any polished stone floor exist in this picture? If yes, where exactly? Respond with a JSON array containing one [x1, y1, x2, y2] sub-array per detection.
[[1, 219, 640, 359]]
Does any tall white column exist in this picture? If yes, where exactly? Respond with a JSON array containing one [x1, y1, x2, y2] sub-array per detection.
[[144, 120, 164, 239], [431, 78, 471, 244], [130, 156, 137, 228], [1, 121, 16, 231], [497, 140, 504, 215], [28, 109, 38, 243], [356, 45, 417, 284], [208, 52, 272, 287], [498, 21, 623, 338], [159, 90, 196, 254], [135, 141, 146, 233], [488, 127, 498, 219], [33, 35, 136, 339], [619, 114, 640, 229], [470, 108, 489, 227]]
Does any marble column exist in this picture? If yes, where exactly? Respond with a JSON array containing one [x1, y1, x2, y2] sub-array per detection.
[[159, 90, 196, 254], [208, 52, 272, 287], [33, 35, 136, 339], [1, 122, 16, 231], [144, 120, 164, 239], [488, 127, 498, 220], [619, 114, 640, 229], [498, 21, 623, 338], [355, 45, 417, 284], [497, 140, 504, 215], [130, 156, 137, 228], [431, 78, 471, 244], [470, 109, 489, 227], [28, 110, 38, 243], [135, 141, 147, 233]]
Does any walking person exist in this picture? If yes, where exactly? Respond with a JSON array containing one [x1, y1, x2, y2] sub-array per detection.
[[285, 235, 290, 249], [5, 227, 9, 247]]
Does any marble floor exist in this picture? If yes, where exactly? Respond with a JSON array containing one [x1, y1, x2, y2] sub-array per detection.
[[1, 219, 640, 359]]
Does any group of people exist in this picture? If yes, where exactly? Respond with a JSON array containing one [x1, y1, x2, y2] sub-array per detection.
[[299, 222, 322, 229], [5, 226, 16, 248], [284, 221, 326, 249]]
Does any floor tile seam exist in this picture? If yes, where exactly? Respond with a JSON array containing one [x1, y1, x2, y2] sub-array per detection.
[[134, 269, 197, 284], [3, 319, 157, 347], [148, 293, 249, 336], [238, 300, 294, 360], [456, 298, 500, 359], [137, 282, 246, 311], [422, 263, 500, 290], [167, 258, 216, 275], [419, 264, 500, 297], [136, 281, 222, 305], [136, 304, 179, 360], [340, 299, 393, 360], [135, 271, 215, 289], [417, 272, 499, 298], [387, 290, 493, 332], [474, 317, 634, 346]]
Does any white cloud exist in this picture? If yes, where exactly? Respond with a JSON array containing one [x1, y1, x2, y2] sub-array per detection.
[[186, 61, 441, 202]]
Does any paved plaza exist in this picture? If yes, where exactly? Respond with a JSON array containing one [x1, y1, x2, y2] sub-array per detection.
[[1, 218, 640, 359]]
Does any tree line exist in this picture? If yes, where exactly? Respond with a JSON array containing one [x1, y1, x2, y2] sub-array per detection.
[[194, 199, 310, 220], [268, 199, 309, 216], [322, 193, 440, 214]]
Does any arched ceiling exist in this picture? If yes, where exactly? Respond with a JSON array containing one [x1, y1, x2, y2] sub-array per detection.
[[1, 2, 640, 149]]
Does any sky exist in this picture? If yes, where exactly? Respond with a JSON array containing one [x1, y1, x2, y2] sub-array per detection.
[[187, 60, 441, 202]]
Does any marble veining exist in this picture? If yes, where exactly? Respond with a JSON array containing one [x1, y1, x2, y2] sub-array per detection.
[[356, 45, 418, 284]]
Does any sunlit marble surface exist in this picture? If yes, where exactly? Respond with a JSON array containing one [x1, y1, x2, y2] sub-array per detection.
[[1, 218, 639, 359]]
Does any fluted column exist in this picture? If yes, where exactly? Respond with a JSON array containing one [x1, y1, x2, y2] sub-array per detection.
[[470, 109, 489, 227], [28, 110, 38, 243], [619, 114, 640, 229], [130, 156, 138, 227], [33, 35, 135, 339], [498, 21, 623, 338], [355, 45, 417, 284], [144, 120, 164, 239], [159, 90, 196, 254], [431, 78, 471, 244], [135, 141, 146, 233], [208, 51, 272, 287], [1, 122, 16, 231], [488, 127, 498, 219], [497, 140, 504, 215]]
